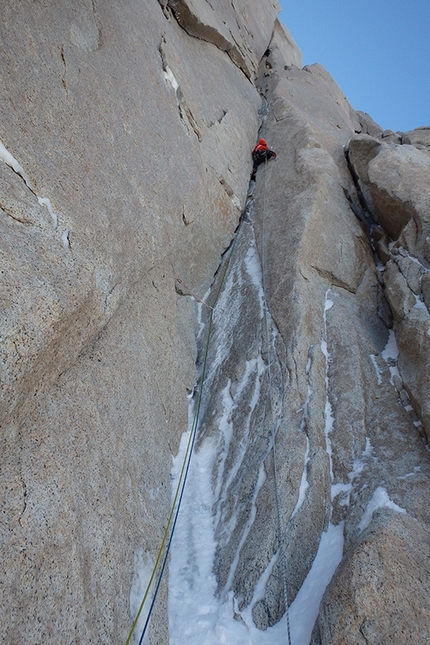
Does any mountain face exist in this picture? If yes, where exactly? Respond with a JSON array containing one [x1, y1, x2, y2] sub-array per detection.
[[1, 1, 429, 643]]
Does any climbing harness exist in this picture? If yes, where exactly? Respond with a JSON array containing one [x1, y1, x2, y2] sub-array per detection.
[[126, 210, 247, 645], [260, 155, 293, 645]]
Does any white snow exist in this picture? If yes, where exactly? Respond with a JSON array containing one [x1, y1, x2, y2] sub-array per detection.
[[381, 329, 400, 385], [169, 422, 343, 645], [369, 354, 383, 385], [61, 229, 70, 249], [332, 438, 374, 506], [291, 437, 310, 519], [169, 430, 230, 645], [358, 486, 407, 533], [168, 241, 344, 645], [130, 548, 155, 645], [163, 66, 179, 93], [413, 293, 429, 314], [235, 522, 344, 645], [287, 522, 344, 645], [362, 437, 373, 458], [0, 139, 31, 187], [381, 329, 399, 363], [0, 139, 66, 236], [37, 196, 59, 228], [244, 243, 265, 318], [321, 294, 335, 483]]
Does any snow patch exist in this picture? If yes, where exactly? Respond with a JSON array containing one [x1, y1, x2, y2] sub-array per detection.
[[37, 196, 59, 228], [413, 293, 429, 314], [163, 66, 179, 94], [369, 354, 382, 385], [381, 330, 400, 385], [358, 486, 407, 533], [61, 229, 70, 249], [290, 437, 310, 519], [321, 292, 335, 484], [0, 139, 66, 236], [332, 438, 374, 506], [0, 139, 32, 187], [244, 242, 265, 318], [287, 522, 344, 645]]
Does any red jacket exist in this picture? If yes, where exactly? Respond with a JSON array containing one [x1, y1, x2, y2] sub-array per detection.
[[252, 138, 269, 154]]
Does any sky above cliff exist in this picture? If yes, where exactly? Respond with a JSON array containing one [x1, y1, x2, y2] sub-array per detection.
[[279, 0, 430, 133]]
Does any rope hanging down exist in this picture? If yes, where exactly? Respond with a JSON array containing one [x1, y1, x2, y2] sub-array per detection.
[[127, 129, 292, 645], [260, 155, 292, 645], [126, 209, 247, 645]]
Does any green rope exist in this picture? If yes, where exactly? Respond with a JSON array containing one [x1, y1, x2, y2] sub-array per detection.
[[125, 209, 246, 645]]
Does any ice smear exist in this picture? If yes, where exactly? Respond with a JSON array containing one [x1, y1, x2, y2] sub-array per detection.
[[169, 243, 342, 645], [369, 354, 382, 385], [234, 523, 344, 645], [61, 229, 70, 248], [38, 196, 59, 228], [163, 66, 179, 94], [358, 486, 407, 533], [224, 463, 266, 591], [130, 548, 154, 645], [397, 466, 421, 480], [381, 329, 400, 385], [0, 139, 62, 232], [0, 139, 31, 187], [244, 243, 265, 317], [286, 522, 344, 645], [413, 293, 429, 314], [321, 295, 334, 482], [332, 438, 374, 505], [291, 437, 310, 519], [170, 418, 344, 645]]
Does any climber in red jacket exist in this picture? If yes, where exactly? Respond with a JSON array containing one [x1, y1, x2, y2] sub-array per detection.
[[251, 137, 276, 181]]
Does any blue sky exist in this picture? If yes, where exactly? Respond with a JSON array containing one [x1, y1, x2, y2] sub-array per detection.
[[278, 1, 430, 133]]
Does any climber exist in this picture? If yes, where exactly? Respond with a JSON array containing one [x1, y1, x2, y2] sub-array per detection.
[[250, 137, 276, 181]]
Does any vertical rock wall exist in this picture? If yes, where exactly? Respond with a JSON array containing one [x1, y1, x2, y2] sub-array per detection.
[[187, 19, 430, 644], [0, 1, 298, 643], [1, 1, 430, 644]]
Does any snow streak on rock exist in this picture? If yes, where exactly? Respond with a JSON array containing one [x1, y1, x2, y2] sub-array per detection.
[[287, 522, 344, 645], [0, 139, 65, 235], [321, 294, 335, 486], [381, 329, 400, 385], [169, 214, 304, 644], [358, 487, 407, 533], [169, 226, 348, 645]]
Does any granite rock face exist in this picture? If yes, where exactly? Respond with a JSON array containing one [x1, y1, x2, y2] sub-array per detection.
[[347, 134, 430, 441], [314, 512, 430, 645], [189, 27, 430, 643], [0, 1, 290, 643], [1, 2, 430, 645]]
